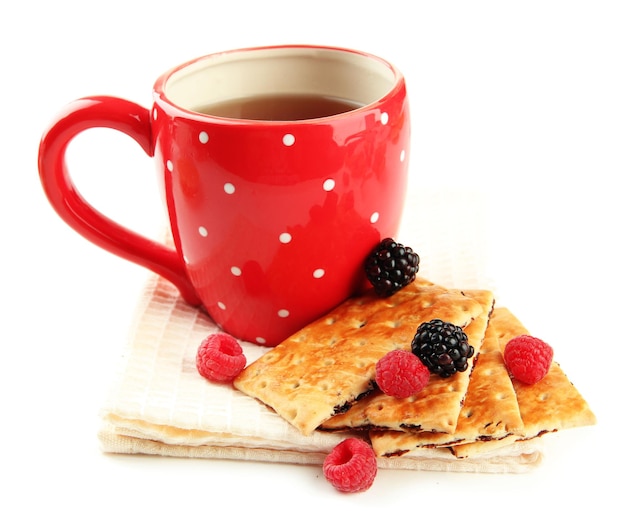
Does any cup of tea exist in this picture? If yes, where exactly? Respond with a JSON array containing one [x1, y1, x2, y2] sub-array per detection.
[[38, 45, 410, 346]]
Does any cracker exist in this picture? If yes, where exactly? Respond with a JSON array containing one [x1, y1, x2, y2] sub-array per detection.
[[234, 278, 488, 436], [320, 289, 494, 435], [451, 307, 596, 458], [369, 302, 523, 456]]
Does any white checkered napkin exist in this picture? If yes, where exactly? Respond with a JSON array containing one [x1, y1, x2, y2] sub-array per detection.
[[98, 273, 543, 473], [97, 186, 541, 471]]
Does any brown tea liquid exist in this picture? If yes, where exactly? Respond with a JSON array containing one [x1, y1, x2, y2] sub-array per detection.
[[194, 93, 363, 121]]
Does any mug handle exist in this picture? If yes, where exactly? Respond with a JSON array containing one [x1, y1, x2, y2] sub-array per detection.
[[37, 95, 201, 306]]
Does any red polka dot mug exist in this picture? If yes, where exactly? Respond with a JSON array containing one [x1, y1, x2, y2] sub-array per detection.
[[38, 45, 410, 346]]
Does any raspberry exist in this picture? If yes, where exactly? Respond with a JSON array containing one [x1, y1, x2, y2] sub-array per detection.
[[503, 335, 553, 384], [364, 238, 420, 297], [411, 319, 474, 378], [375, 350, 430, 398], [323, 438, 378, 493], [196, 333, 246, 383]]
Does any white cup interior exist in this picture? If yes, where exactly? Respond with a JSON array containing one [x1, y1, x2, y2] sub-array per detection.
[[163, 46, 398, 116]]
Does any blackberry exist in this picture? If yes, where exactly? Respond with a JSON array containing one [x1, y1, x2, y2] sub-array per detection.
[[411, 319, 474, 378], [364, 238, 419, 297]]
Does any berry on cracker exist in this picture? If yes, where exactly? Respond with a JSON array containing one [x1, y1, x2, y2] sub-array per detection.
[[412, 319, 475, 377], [375, 350, 430, 398], [503, 334, 553, 384], [364, 238, 419, 297]]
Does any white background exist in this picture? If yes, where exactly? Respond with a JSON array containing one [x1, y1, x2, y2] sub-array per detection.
[[2, 1, 624, 509]]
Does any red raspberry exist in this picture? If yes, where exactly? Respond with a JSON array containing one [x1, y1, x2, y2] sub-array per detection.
[[503, 335, 553, 384], [375, 349, 430, 398], [196, 333, 246, 383], [323, 438, 377, 493]]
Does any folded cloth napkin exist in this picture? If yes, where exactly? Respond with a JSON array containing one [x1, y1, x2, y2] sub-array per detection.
[[98, 186, 544, 472], [98, 274, 543, 473]]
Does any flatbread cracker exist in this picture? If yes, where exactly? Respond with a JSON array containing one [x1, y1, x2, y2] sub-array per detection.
[[234, 278, 488, 436], [320, 289, 494, 435], [452, 307, 596, 458], [370, 303, 523, 456]]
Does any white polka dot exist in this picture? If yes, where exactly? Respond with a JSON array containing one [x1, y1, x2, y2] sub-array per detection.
[[198, 226, 208, 237], [279, 232, 292, 244], [400, 150, 406, 162], [217, 301, 226, 310], [277, 309, 290, 318], [381, 112, 389, 125], [282, 133, 295, 146], [323, 178, 335, 192], [224, 183, 235, 194], [199, 131, 209, 144], [313, 268, 325, 279], [256, 337, 267, 345], [166, 160, 174, 172], [231, 266, 242, 276], [370, 212, 380, 224]]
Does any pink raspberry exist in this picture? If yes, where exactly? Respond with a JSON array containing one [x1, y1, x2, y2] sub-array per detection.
[[503, 334, 553, 384], [323, 438, 378, 493], [196, 333, 246, 383], [375, 349, 430, 398]]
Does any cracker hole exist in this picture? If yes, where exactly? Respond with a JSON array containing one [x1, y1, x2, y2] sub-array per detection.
[[463, 409, 474, 419], [386, 320, 402, 328], [286, 408, 298, 421], [325, 317, 337, 325], [323, 359, 335, 366], [320, 383, 329, 392], [539, 393, 550, 401], [259, 380, 268, 389]]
